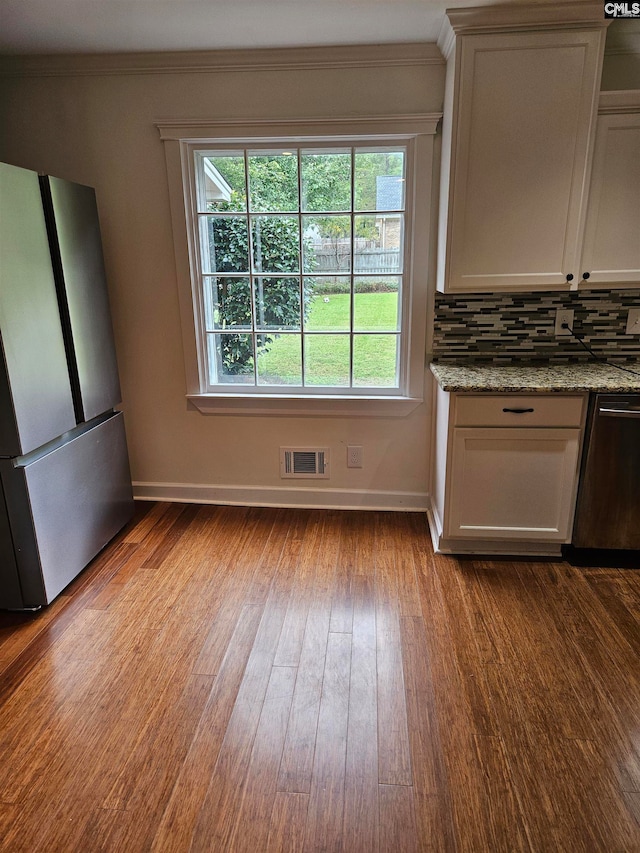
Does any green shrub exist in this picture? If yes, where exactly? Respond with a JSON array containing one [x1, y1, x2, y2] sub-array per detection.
[[210, 217, 313, 374], [310, 278, 399, 295]]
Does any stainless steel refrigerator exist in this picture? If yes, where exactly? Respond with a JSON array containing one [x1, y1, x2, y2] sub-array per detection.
[[0, 162, 134, 609]]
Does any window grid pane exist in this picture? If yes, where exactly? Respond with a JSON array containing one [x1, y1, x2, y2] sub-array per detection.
[[196, 145, 406, 391]]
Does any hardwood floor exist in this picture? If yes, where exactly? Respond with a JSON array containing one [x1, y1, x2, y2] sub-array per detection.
[[0, 503, 638, 851]]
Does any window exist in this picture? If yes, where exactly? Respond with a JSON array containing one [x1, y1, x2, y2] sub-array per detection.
[[193, 145, 406, 392], [158, 117, 439, 413]]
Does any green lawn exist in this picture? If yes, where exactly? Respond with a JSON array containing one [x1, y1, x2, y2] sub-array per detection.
[[257, 292, 399, 386]]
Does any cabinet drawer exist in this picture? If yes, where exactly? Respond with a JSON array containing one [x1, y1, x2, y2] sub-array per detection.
[[453, 394, 585, 428]]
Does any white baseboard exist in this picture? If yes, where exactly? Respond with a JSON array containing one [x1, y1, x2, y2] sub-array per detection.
[[132, 481, 430, 512]]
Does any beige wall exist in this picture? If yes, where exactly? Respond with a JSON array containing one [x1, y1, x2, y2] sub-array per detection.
[[602, 21, 640, 90], [0, 49, 446, 508]]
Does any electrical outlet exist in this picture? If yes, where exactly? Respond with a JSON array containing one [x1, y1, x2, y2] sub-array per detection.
[[626, 308, 640, 335], [554, 308, 575, 337], [347, 445, 363, 468]]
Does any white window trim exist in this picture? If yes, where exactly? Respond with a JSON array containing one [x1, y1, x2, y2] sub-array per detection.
[[157, 114, 441, 415]]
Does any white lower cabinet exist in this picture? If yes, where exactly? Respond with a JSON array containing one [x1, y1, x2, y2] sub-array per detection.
[[429, 389, 587, 556], [448, 427, 581, 541]]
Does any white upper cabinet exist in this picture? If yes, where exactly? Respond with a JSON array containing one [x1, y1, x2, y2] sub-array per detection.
[[437, 3, 608, 293], [578, 90, 640, 288]]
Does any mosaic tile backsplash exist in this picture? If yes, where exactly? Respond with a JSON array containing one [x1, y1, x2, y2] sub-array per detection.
[[432, 289, 640, 364]]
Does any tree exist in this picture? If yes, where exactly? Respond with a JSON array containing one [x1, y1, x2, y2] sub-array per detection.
[[208, 216, 305, 375], [208, 154, 307, 375]]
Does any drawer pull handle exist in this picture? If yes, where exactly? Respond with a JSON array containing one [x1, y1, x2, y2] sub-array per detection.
[[502, 407, 535, 414]]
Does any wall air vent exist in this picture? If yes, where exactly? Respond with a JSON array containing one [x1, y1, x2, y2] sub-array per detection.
[[280, 447, 330, 479]]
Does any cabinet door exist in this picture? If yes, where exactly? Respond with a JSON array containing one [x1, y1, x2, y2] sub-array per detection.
[[442, 28, 604, 292], [446, 427, 581, 541], [579, 111, 640, 286]]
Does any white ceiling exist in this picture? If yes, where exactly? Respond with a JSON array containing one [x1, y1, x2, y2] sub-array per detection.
[[0, 0, 535, 55]]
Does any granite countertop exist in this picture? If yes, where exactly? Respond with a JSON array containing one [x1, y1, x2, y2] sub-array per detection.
[[430, 361, 640, 394]]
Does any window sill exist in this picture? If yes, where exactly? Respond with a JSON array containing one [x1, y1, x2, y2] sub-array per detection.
[[186, 393, 424, 417]]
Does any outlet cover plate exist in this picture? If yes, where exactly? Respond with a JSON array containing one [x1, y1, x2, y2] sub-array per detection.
[[347, 445, 363, 468], [555, 308, 574, 337], [626, 308, 640, 335]]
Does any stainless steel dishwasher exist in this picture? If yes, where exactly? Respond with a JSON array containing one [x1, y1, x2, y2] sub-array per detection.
[[573, 394, 640, 550]]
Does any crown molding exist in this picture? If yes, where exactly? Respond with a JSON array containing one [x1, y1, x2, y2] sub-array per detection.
[[598, 89, 640, 113], [445, 2, 609, 35], [155, 113, 443, 142], [0, 42, 444, 78], [437, 17, 456, 61]]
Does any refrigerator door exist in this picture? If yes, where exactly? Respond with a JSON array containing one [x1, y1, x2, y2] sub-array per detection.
[[0, 163, 77, 457], [41, 176, 122, 422], [0, 483, 23, 609], [0, 412, 134, 608]]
